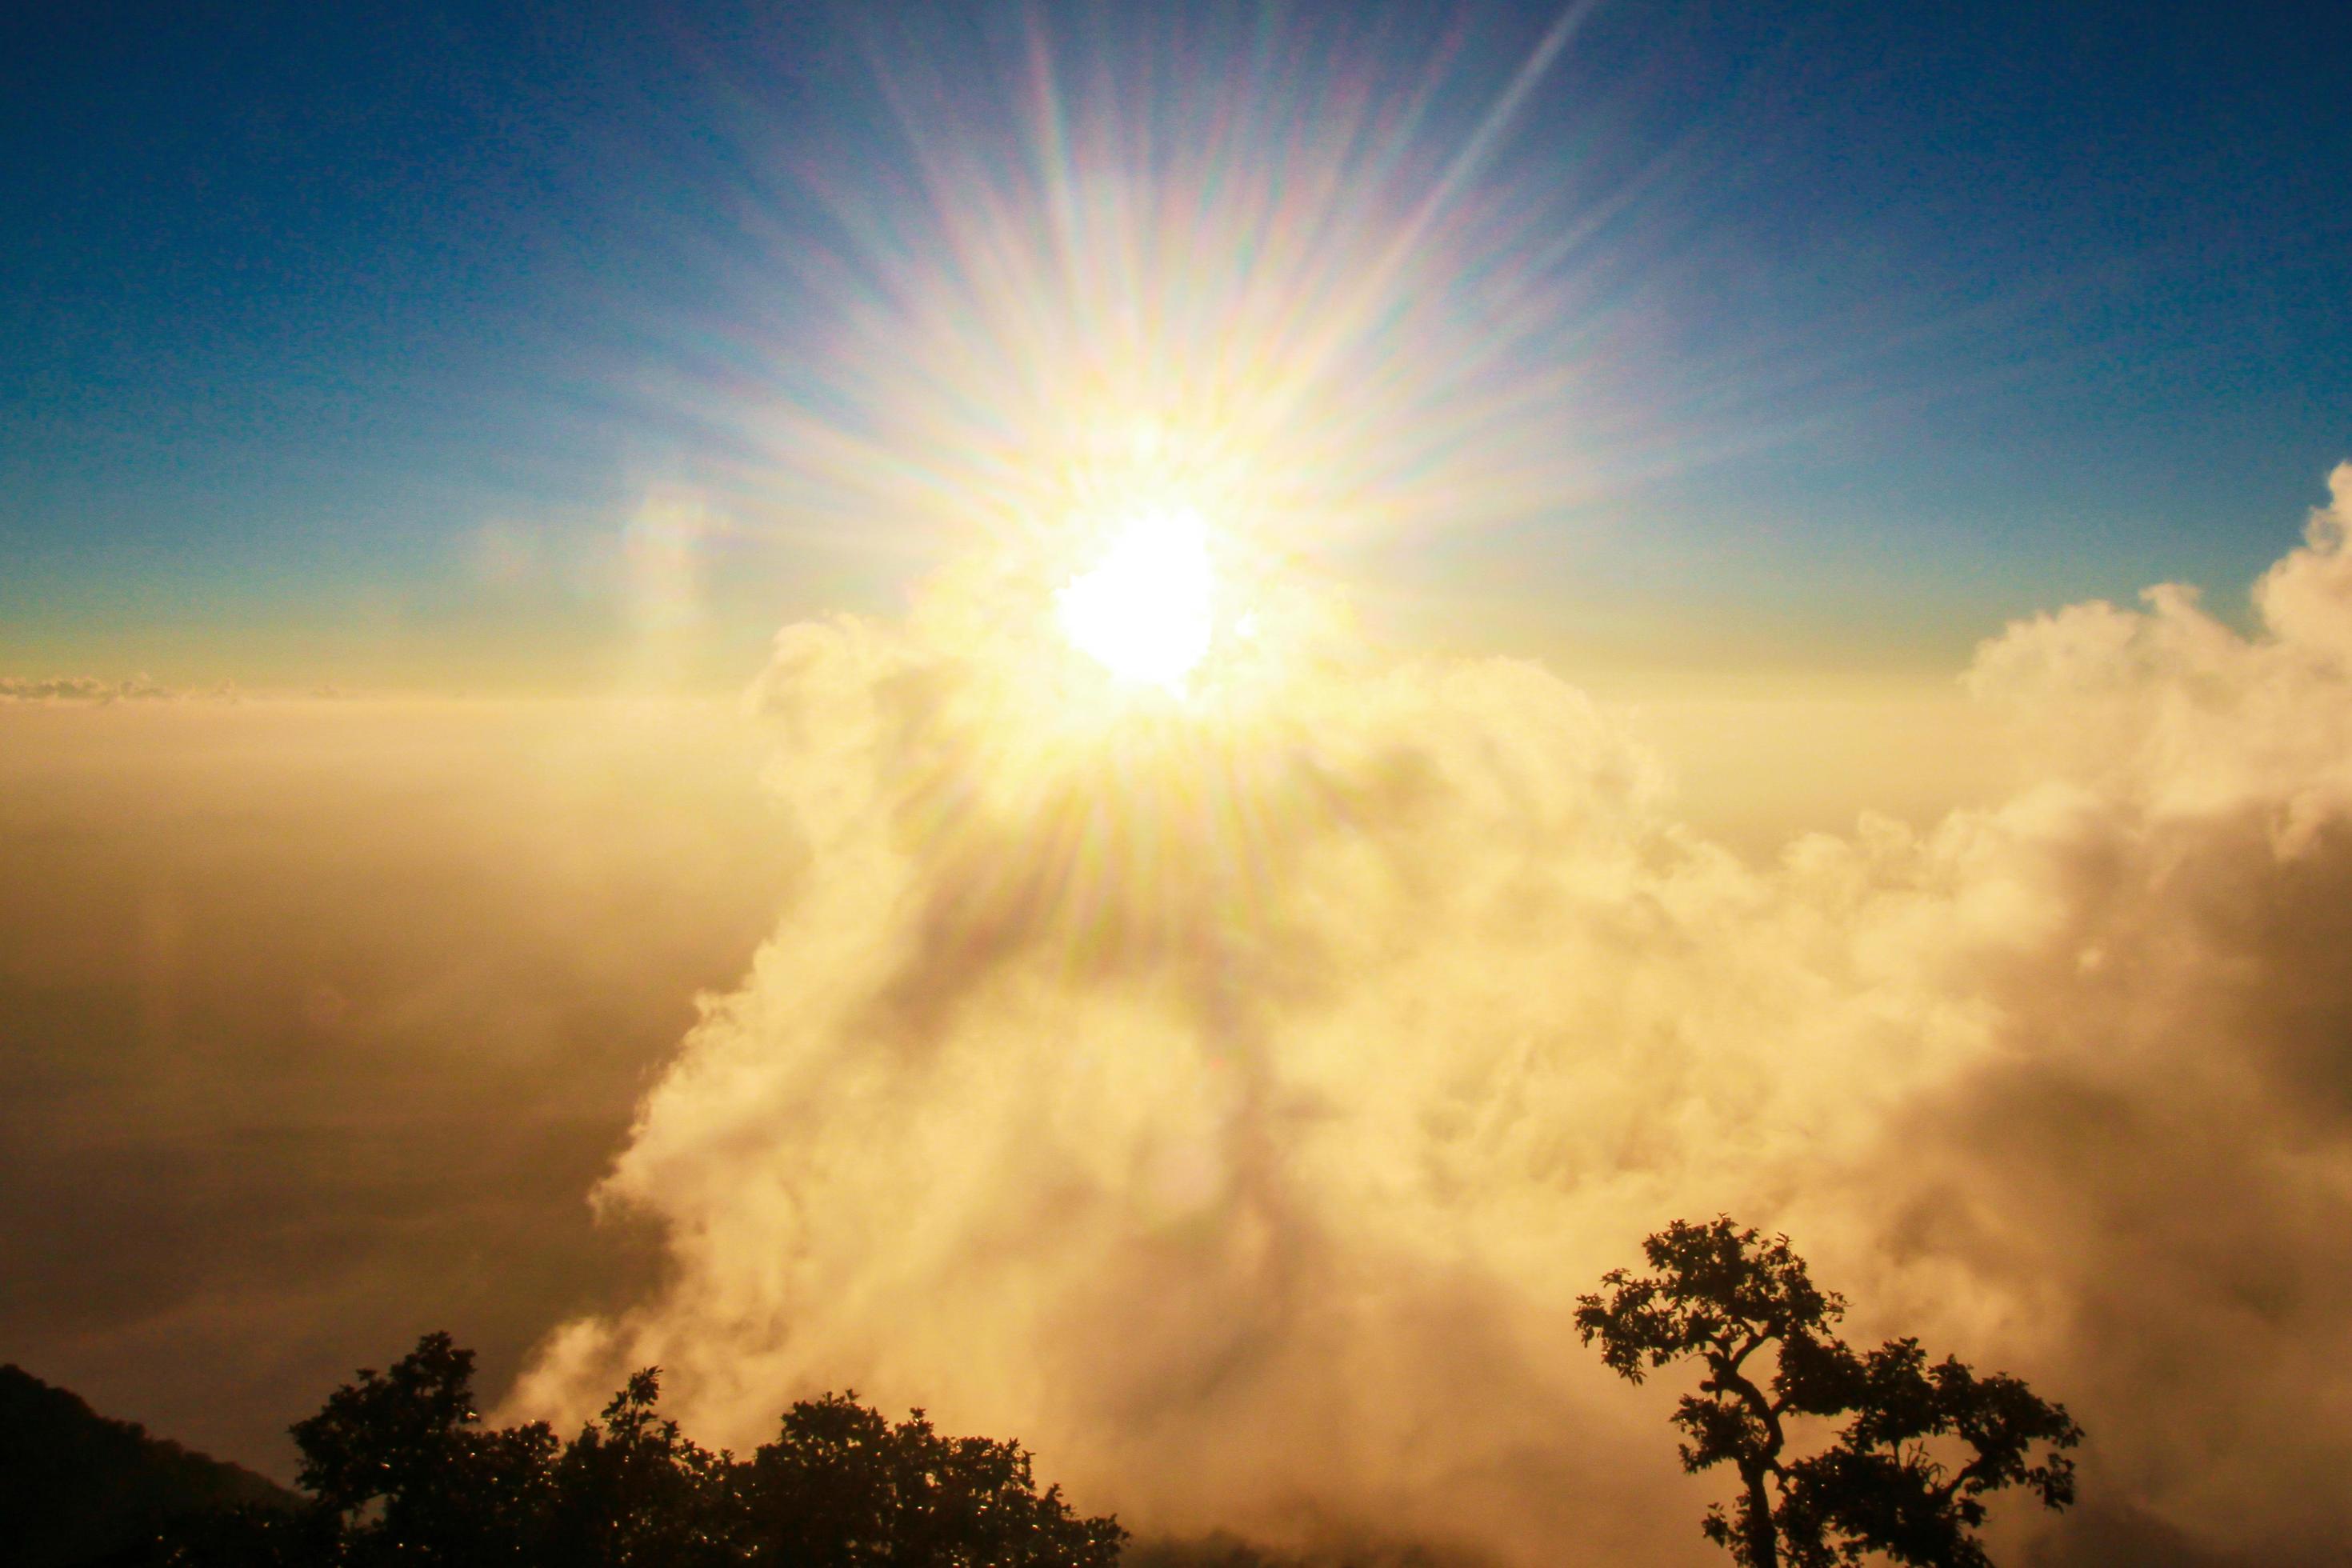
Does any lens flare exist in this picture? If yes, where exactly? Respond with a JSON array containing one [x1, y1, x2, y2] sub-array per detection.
[[684, 6, 1658, 646], [1057, 506, 1215, 691]]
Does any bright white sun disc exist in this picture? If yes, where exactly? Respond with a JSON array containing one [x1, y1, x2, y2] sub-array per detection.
[[1055, 506, 1215, 690]]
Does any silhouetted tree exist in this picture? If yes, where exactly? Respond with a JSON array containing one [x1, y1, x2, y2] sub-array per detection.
[[146, 1499, 338, 1568], [290, 1331, 559, 1562], [1576, 1218, 2081, 1568], [543, 1367, 738, 1566], [148, 1333, 1122, 1567], [743, 1391, 1125, 1568]]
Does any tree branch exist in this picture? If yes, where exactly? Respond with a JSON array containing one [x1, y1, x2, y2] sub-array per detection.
[[1706, 1351, 1788, 1471]]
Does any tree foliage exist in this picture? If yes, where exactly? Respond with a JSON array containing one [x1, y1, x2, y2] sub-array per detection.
[[1575, 1218, 2081, 1568], [148, 1333, 1124, 1567]]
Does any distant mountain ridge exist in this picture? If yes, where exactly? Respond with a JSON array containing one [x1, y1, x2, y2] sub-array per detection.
[[0, 1363, 298, 1568]]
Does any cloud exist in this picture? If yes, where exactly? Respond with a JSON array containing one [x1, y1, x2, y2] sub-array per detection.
[[1, 673, 178, 703], [504, 472, 2352, 1563]]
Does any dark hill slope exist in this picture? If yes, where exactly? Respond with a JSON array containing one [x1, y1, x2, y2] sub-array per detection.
[[0, 1364, 297, 1567]]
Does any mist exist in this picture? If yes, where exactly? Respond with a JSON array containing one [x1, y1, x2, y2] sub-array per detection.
[[9, 472, 2347, 1564], [0, 672, 1997, 1498], [0, 698, 794, 1473], [495, 472, 2352, 1565]]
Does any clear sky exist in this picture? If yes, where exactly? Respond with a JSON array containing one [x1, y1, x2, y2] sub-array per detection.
[[4, 0, 2346, 690]]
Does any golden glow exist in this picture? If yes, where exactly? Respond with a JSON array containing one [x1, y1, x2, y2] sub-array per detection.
[[1056, 505, 1215, 691], [704, 14, 1628, 646], [693, 18, 1611, 821]]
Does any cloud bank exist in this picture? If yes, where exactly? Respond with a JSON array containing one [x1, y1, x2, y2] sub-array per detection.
[[511, 467, 2352, 1565]]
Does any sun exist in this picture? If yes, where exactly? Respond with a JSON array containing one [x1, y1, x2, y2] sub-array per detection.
[[1055, 505, 1216, 691]]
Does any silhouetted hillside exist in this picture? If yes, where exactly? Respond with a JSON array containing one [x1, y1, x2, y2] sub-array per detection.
[[0, 1364, 297, 1568]]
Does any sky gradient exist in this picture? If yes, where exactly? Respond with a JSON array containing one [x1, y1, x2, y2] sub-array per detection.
[[6, 0, 2346, 690], [12, 8, 2352, 1564]]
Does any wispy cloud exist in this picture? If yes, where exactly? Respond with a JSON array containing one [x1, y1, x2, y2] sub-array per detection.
[[1, 673, 180, 703]]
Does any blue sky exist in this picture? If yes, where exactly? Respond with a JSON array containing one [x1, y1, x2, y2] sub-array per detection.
[[2, 1, 2345, 688]]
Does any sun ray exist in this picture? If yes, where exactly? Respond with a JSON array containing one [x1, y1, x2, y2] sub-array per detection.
[[688, 6, 1668, 630]]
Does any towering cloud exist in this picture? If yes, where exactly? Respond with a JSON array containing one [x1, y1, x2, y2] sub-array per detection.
[[510, 466, 2352, 1566]]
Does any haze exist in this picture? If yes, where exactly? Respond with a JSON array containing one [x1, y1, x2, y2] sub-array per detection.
[[3, 5, 2348, 1565]]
